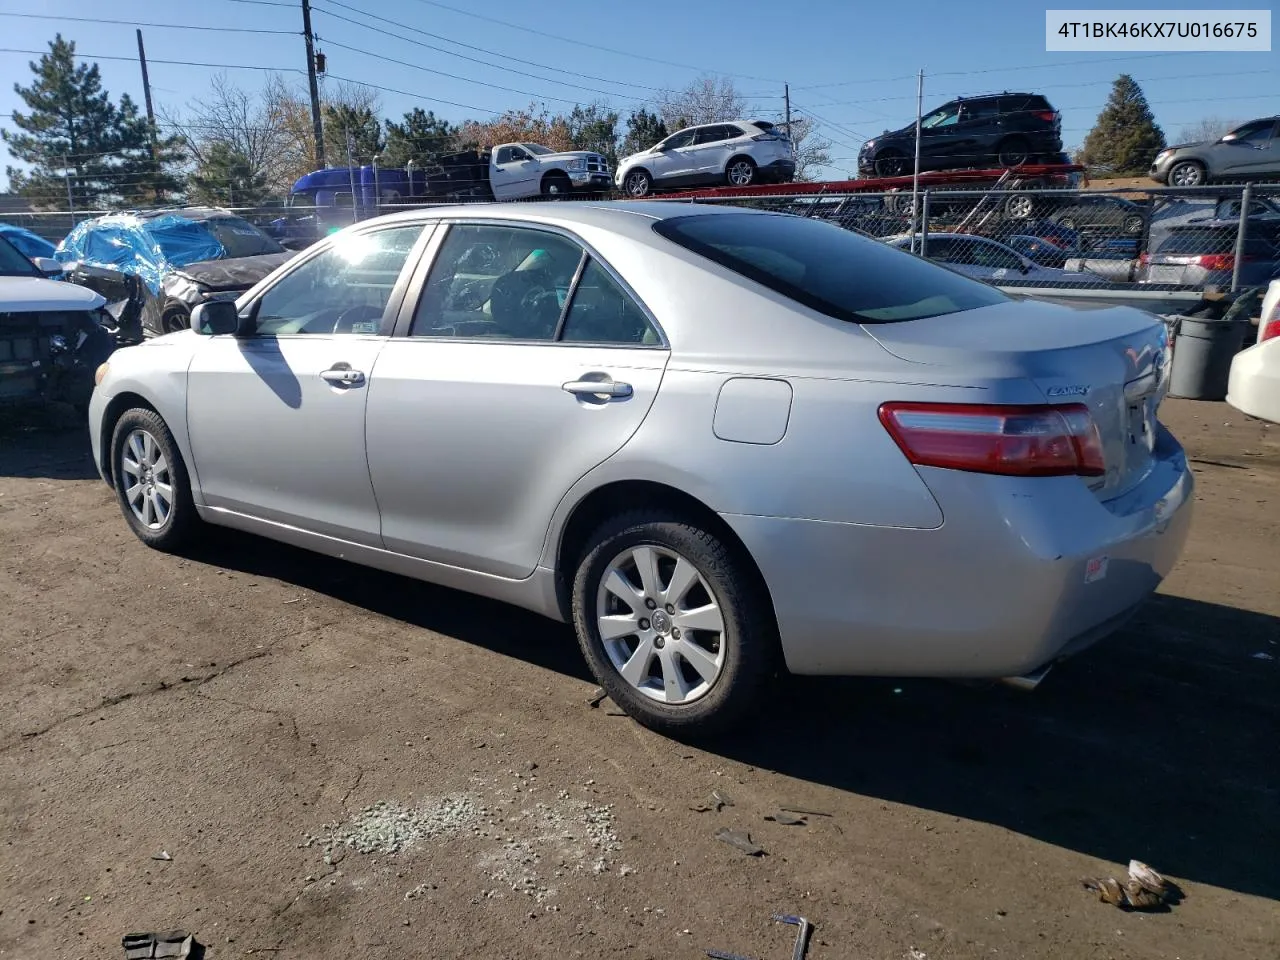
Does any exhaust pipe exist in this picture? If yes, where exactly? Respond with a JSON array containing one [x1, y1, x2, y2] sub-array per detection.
[[999, 662, 1054, 692]]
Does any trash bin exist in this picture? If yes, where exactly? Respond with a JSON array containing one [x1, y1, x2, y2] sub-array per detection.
[[1168, 317, 1250, 401]]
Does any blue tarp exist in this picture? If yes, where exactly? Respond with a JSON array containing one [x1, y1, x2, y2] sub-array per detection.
[[56, 213, 226, 294], [0, 223, 58, 260]]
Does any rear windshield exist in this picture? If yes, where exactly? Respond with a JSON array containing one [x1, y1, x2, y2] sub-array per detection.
[[0, 235, 39, 277], [653, 212, 1008, 323], [1155, 227, 1277, 255]]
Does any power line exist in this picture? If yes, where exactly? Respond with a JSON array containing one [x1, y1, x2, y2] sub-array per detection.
[[0, 48, 303, 74], [0, 11, 296, 35], [402, 0, 783, 83], [314, 0, 664, 95], [324, 74, 500, 115]]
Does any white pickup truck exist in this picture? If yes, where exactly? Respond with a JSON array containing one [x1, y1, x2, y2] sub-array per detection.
[[432, 143, 613, 200]]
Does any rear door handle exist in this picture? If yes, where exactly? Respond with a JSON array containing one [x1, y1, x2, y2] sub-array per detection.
[[321, 367, 366, 386], [562, 379, 632, 399]]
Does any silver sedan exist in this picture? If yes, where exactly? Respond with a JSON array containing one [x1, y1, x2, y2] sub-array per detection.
[[88, 203, 1193, 735]]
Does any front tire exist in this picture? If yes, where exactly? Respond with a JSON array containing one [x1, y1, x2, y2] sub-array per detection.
[[571, 510, 777, 737], [1004, 194, 1037, 219], [874, 150, 909, 177], [162, 304, 191, 334], [1169, 160, 1206, 187], [110, 408, 197, 552], [541, 172, 573, 199]]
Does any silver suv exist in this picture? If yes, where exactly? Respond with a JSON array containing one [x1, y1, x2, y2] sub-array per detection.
[[615, 120, 796, 197]]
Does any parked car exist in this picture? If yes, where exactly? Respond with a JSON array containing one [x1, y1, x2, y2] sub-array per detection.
[[88, 203, 1192, 734], [1136, 220, 1280, 288], [883, 232, 1102, 285], [1227, 278, 1280, 423], [1046, 195, 1147, 236], [1, 235, 115, 408], [1005, 234, 1070, 268], [1149, 116, 1280, 186], [0, 222, 58, 262], [615, 120, 795, 196], [857, 93, 1063, 177], [58, 207, 295, 339]]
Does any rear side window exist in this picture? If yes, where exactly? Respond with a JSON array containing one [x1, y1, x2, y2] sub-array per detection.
[[654, 213, 1008, 324]]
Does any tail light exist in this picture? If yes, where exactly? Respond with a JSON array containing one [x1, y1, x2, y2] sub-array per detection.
[[752, 133, 787, 142], [1138, 253, 1150, 265], [878, 402, 1106, 478], [1034, 110, 1058, 123], [1261, 300, 1280, 342], [1195, 253, 1236, 271]]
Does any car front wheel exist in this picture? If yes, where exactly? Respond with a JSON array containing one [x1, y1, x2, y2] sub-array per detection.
[[571, 510, 777, 736], [110, 408, 198, 551], [1169, 160, 1206, 187]]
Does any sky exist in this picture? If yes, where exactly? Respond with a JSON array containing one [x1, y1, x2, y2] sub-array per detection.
[[1, 0, 1276, 182]]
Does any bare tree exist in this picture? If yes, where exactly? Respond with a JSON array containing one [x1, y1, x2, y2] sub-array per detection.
[[655, 76, 746, 130], [788, 116, 831, 181], [1177, 116, 1241, 144]]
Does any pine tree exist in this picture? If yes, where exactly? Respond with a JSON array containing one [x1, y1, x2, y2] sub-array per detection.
[[3, 36, 185, 210], [323, 104, 384, 166], [3, 36, 120, 210], [621, 109, 669, 157], [189, 141, 270, 207], [1079, 75, 1167, 176], [383, 108, 456, 168]]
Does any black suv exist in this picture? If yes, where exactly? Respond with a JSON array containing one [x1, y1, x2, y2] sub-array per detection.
[[858, 93, 1063, 177]]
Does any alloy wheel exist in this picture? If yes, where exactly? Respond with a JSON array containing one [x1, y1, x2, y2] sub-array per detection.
[[120, 428, 174, 530], [595, 544, 726, 705], [727, 161, 755, 186]]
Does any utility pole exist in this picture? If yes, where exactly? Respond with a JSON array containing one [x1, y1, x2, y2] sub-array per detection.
[[301, 0, 325, 169], [784, 83, 791, 141], [911, 69, 924, 253], [64, 158, 75, 222], [135, 29, 158, 161]]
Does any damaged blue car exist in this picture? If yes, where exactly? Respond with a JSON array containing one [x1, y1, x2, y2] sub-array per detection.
[[57, 207, 295, 340]]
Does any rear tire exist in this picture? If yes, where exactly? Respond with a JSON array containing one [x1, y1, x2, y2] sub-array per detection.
[[162, 304, 191, 334], [1004, 194, 1037, 219], [571, 509, 777, 737], [725, 156, 757, 187], [1123, 213, 1145, 235], [110, 408, 197, 552], [997, 136, 1031, 167]]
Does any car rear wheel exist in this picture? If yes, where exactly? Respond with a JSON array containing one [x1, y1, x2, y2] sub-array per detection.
[[110, 408, 198, 552], [1123, 214, 1145, 235], [623, 169, 652, 197], [571, 510, 777, 736], [725, 157, 757, 187], [874, 151, 909, 177], [1169, 160, 1206, 187], [1058, 217, 1077, 231], [997, 136, 1031, 167]]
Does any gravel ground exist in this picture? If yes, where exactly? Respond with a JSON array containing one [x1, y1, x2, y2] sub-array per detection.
[[0, 399, 1277, 960]]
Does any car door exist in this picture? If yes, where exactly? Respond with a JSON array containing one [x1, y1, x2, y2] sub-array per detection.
[[917, 102, 963, 168], [185, 222, 431, 545], [365, 220, 669, 579], [1226, 118, 1278, 176], [688, 125, 735, 182], [649, 128, 698, 186], [490, 145, 538, 200], [948, 100, 1000, 166]]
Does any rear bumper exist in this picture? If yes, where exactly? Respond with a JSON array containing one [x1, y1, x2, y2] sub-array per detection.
[[1227, 342, 1280, 424], [759, 158, 797, 183], [724, 427, 1193, 677]]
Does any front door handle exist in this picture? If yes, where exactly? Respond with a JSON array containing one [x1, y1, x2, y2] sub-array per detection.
[[562, 379, 632, 399], [321, 367, 366, 386]]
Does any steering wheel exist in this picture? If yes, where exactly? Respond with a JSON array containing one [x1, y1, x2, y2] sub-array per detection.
[[489, 269, 560, 338]]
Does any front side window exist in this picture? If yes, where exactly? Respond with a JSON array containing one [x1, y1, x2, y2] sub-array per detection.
[[921, 104, 961, 129], [1223, 119, 1275, 143], [957, 239, 1023, 270], [251, 225, 425, 336], [660, 129, 696, 151], [412, 224, 584, 340], [655, 213, 1007, 324]]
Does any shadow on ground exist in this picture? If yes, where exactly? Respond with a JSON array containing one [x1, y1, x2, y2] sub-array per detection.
[[0, 409, 100, 481], [183, 526, 1280, 904]]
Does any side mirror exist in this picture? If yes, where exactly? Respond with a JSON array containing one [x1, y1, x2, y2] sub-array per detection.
[[192, 299, 240, 336], [32, 256, 63, 276]]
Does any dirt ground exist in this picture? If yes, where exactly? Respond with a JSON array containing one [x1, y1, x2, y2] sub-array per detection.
[[1, 398, 1277, 960]]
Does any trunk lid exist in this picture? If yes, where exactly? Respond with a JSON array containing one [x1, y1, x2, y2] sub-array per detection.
[[861, 299, 1170, 499]]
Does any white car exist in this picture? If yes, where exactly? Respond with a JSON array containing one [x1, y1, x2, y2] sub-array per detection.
[[884, 233, 1103, 286], [1227, 278, 1280, 424], [615, 120, 796, 197]]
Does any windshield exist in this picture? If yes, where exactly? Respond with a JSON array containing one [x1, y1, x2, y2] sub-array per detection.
[[202, 217, 285, 257], [654, 213, 1008, 323], [0, 234, 39, 277], [521, 143, 553, 156]]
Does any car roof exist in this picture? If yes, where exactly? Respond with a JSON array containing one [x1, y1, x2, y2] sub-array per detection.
[[356, 200, 773, 236]]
